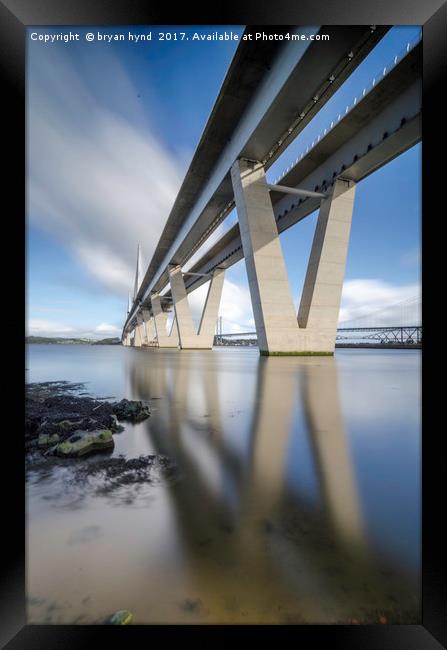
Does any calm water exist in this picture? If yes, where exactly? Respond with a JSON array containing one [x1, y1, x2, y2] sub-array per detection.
[[26, 344, 421, 624]]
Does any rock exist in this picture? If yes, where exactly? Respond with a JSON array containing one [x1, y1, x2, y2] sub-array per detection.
[[180, 598, 202, 613], [57, 419, 83, 432], [69, 454, 178, 497], [38, 432, 60, 447], [25, 438, 39, 451], [112, 399, 150, 423], [25, 383, 154, 470], [106, 610, 133, 625], [54, 429, 114, 458], [108, 414, 124, 432]]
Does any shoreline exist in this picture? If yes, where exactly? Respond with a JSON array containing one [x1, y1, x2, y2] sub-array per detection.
[[25, 380, 177, 493]]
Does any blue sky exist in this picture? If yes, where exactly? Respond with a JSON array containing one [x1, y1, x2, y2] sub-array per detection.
[[26, 25, 421, 338]]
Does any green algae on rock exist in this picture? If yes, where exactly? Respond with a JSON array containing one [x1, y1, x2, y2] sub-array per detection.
[[55, 429, 114, 458], [38, 433, 60, 447], [106, 610, 133, 625], [26, 382, 151, 461], [56, 419, 84, 432]]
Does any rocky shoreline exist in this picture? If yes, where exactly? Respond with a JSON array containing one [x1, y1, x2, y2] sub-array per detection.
[[25, 381, 177, 492], [26, 381, 150, 457]]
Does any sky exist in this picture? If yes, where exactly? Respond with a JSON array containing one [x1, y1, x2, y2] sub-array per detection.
[[26, 25, 421, 339]]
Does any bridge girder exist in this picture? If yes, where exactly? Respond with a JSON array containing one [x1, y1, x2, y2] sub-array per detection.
[[145, 42, 421, 309], [123, 25, 390, 336]]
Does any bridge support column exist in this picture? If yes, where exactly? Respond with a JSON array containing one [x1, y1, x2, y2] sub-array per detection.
[[231, 160, 356, 355], [298, 178, 356, 351], [231, 159, 303, 355], [169, 265, 225, 349], [134, 313, 145, 347], [197, 267, 225, 347], [151, 293, 178, 348], [142, 308, 153, 344]]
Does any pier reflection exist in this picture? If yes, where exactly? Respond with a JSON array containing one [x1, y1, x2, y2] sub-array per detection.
[[127, 349, 419, 623]]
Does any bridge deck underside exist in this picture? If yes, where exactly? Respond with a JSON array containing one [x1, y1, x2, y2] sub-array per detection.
[[147, 44, 421, 314], [124, 26, 393, 332], [124, 36, 421, 342]]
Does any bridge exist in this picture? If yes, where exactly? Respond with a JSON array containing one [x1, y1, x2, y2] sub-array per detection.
[[213, 295, 422, 347], [214, 327, 422, 348], [122, 26, 421, 356]]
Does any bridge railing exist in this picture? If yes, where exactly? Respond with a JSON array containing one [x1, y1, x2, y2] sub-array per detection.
[[214, 325, 422, 346], [272, 31, 422, 186], [336, 326, 422, 344]]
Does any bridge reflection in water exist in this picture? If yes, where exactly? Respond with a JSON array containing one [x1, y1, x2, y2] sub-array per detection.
[[126, 349, 419, 623]]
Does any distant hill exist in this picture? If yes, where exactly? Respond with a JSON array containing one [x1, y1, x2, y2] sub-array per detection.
[[26, 336, 122, 345]]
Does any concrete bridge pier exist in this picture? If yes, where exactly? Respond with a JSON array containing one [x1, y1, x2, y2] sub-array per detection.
[[134, 313, 145, 347], [297, 178, 356, 352], [142, 308, 154, 344], [168, 265, 225, 349], [230, 159, 356, 355], [231, 158, 305, 355], [151, 292, 179, 348]]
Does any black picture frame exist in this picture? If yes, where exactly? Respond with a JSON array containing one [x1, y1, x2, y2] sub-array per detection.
[[3, 0, 445, 647]]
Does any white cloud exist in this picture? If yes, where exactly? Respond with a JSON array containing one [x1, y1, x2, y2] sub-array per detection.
[[339, 279, 421, 326], [27, 318, 122, 339], [27, 319, 76, 337], [184, 278, 254, 334], [30, 306, 68, 314], [27, 45, 187, 297], [219, 280, 254, 333], [187, 283, 209, 327], [95, 323, 121, 334], [74, 243, 135, 294]]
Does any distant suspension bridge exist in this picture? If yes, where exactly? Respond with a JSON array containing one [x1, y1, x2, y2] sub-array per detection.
[[214, 295, 422, 347]]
